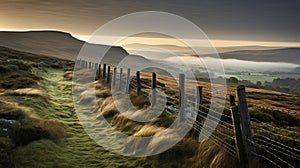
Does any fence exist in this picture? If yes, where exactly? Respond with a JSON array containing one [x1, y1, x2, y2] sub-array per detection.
[[76, 59, 300, 168]]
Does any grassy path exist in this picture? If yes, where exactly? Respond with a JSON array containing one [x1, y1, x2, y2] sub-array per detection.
[[10, 69, 147, 168]]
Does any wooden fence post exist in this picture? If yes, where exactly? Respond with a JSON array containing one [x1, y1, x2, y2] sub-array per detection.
[[81, 60, 84, 68], [230, 94, 248, 168], [103, 64, 106, 78], [76, 59, 80, 66], [237, 86, 257, 167], [85, 61, 88, 69], [88, 62, 91, 69], [125, 68, 131, 94], [98, 64, 101, 79], [195, 86, 203, 127], [107, 66, 111, 83], [136, 71, 141, 95], [179, 74, 185, 122], [151, 72, 157, 107], [95, 63, 98, 74], [113, 67, 117, 88], [119, 68, 123, 91]]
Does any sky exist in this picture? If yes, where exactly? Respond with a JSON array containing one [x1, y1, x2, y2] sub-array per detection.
[[1, 0, 300, 46]]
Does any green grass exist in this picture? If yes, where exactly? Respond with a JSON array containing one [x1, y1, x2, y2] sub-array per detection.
[[226, 74, 277, 83], [4, 68, 147, 168]]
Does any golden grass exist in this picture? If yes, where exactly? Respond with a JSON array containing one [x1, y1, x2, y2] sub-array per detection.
[[133, 125, 165, 137], [92, 83, 237, 167], [5, 88, 49, 100], [78, 88, 96, 104], [209, 149, 237, 168], [95, 88, 111, 98], [27, 118, 65, 139], [130, 94, 151, 107], [0, 98, 65, 139], [187, 139, 237, 168], [0, 99, 30, 120], [0, 98, 65, 160], [99, 98, 118, 118], [63, 70, 73, 80], [141, 70, 300, 117], [95, 70, 300, 167]]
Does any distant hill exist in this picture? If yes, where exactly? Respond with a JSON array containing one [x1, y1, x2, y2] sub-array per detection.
[[124, 43, 300, 65], [1, 31, 298, 66], [216, 48, 300, 65], [0, 31, 129, 64], [124, 43, 280, 55]]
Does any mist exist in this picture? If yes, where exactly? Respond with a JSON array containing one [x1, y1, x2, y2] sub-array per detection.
[[162, 56, 299, 72]]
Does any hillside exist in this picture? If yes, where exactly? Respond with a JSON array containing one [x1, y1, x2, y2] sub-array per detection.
[[0, 46, 150, 167], [216, 48, 300, 64], [74, 63, 300, 167], [2, 31, 298, 66], [0, 46, 299, 167], [124, 43, 280, 55], [0, 31, 128, 63], [124, 43, 300, 67]]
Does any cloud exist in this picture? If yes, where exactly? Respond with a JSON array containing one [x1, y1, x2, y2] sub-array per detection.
[[0, 0, 299, 42]]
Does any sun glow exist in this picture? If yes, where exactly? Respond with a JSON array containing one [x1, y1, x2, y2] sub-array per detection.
[[74, 35, 300, 48], [1, 28, 300, 48]]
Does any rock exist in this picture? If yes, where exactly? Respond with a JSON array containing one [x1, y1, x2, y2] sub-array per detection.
[[166, 105, 178, 114], [37, 61, 50, 68], [51, 62, 61, 68], [0, 119, 20, 138], [7, 64, 19, 71], [51, 58, 59, 63], [7, 59, 32, 72]]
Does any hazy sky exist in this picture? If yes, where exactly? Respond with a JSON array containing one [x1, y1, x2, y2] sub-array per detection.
[[1, 0, 300, 43]]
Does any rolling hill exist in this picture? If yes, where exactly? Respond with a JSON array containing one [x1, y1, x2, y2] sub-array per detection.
[[2, 31, 299, 66], [124, 43, 281, 55], [124, 43, 300, 65], [0, 37, 299, 168], [216, 48, 300, 65], [0, 31, 129, 64]]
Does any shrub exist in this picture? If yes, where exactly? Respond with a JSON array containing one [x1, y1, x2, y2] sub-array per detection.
[[0, 100, 26, 120], [0, 65, 11, 74], [250, 110, 274, 123], [0, 137, 14, 166], [131, 95, 150, 108], [0, 77, 37, 89], [6, 60, 32, 71], [251, 108, 300, 127], [13, 126, 50, 145]]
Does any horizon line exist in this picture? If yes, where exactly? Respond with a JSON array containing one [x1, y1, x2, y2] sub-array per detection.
[[1, 28, 300, 48]]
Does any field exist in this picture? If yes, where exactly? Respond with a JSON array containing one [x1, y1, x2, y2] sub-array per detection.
[[0, 48, 150, 167], [0, 46, 300, 167], [226, 73, 277, 83]]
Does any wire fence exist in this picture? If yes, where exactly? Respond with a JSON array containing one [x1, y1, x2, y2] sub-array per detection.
[[79, 62, 300, 168]]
